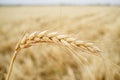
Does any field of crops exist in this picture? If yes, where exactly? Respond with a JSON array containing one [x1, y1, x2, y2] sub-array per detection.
[[0, 6, 120, 80]]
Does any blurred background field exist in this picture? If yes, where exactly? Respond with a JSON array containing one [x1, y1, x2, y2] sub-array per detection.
[[0, 1, 120, 80]]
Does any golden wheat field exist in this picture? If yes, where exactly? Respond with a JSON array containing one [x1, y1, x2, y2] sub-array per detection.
[[0, 6, 120, 80]]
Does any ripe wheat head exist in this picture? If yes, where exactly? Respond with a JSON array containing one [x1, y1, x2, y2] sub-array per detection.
[[6, 30, 101, 80]]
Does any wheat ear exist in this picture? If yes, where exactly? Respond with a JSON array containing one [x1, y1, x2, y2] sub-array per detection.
[[6, 30, 101, 80]]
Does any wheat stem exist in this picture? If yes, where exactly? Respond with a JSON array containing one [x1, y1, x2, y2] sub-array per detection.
[[6, 51, 19, 80]]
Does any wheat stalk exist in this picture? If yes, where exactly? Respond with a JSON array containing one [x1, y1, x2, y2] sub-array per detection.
[[6, 30, 101, 80]]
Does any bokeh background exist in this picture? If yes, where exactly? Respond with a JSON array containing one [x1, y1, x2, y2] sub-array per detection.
[[0, 0, 120, 80], [0, 0, 120, 5]]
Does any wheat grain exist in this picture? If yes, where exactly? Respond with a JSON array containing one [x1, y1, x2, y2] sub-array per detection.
[[15, 30, 101, 53], [6, 30, 101, 80]]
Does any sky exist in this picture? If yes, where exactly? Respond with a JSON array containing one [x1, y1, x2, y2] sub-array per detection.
[[0, 0, 120, 5]]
